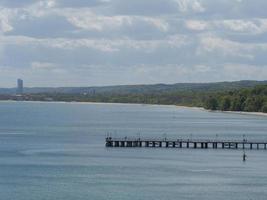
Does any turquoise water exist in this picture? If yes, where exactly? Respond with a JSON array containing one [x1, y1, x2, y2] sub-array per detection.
[[0, 101, 267, 200]]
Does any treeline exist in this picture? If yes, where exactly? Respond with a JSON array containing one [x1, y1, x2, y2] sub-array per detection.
[[204, 85, 267, 113], [19, 91, 207, 107], [1, 84, 266, 113], [31, 84, 267, 113]]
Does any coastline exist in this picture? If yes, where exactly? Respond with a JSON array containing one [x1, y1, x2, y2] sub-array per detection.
[[0, 100, 175, 107], [1, 100, 266, 117], [176, 105, 267, 117], [210, 110, 267, 117]]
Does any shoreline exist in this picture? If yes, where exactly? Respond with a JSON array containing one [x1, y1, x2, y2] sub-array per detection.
[[176, 105, 267, 117], [0, 100, 266, 117], [210, 110, 267, 117]]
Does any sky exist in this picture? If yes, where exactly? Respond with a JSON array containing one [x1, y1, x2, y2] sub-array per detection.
[[0, 0, 267, 87]]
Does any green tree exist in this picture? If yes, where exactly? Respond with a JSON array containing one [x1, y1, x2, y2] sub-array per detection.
[[205, 97, 219, 110], [262, 103, 267, 113], [231, 97, 242, 111], [220, 97, 231, 111], [243, 97, 264, 112]]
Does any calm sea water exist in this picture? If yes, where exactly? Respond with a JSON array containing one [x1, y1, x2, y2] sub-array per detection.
[[0, 101, 267, 200]]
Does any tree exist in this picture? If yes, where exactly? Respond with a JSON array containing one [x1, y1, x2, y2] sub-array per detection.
[[220, 97, 231, 111], [205, 97, 219, 110], [262, 103, 267, 113], [243, 97, 264, 112], [231, 97, 242, 111]]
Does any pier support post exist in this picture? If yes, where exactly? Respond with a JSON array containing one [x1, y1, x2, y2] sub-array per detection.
[[136, 141, 139, 147], [127, 141, 132, 147], [145, 141, 149, 147], [115, 141, 119, 147], [250, 143, 253, 149], [172, 142, 176, 148], [121, 141, 125, 147], [152, 142, 156, 147], [194, 143, 197, 149], [187, 142, 189, 148]]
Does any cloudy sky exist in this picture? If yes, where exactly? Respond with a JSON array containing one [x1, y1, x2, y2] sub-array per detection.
[[0, 0, 267, 87]]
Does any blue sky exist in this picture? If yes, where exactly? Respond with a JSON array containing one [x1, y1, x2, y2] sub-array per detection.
[[0, 0, 267, 87]]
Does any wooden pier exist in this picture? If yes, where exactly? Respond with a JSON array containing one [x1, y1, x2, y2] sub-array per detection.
[[106, 137, 267, 150]]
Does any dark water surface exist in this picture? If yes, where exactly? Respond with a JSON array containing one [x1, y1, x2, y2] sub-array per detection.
[[0, 101, 266, 200]]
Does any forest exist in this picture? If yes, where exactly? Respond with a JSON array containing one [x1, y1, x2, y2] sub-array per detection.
[[1, 83, 266, 113], [204, 85, 267, 113]]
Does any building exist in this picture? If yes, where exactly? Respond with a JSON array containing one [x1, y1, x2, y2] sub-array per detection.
[[17, 79, 23, 94]]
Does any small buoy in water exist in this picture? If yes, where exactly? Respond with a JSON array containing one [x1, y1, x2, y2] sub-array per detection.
[[243, 153, 247, 162]]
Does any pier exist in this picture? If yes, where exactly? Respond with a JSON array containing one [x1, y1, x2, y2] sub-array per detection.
[[106, 137, 267, 150]]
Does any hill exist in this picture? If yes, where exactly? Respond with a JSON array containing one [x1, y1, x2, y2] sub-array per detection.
[[1, 80, 267, 95]]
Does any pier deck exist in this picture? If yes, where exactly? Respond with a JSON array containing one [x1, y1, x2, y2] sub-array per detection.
[[106, 137, 267, 150]]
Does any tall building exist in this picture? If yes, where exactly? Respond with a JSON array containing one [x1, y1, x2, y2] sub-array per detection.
[[17, 79, 23, 94]]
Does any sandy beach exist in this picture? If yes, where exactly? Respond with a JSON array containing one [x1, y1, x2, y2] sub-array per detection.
[[214, 110, 267, 117], [175, 105, 267, 117]]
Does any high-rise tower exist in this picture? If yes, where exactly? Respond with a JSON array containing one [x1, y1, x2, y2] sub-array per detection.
[[17, 79, 23, 94]]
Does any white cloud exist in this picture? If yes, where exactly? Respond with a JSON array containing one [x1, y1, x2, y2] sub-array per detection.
[[142, 18, 169, 32], [223, 64, 267, 80], [0, 34, 189, 53], [31, 61, 58, 70], [219, 19, 267, 34], [30, 61, 67, 75], [0, 7, 15, 32], [66, 11, 130, 31], [20, 0, 56, 18], [197, 36, 267, 60], [184, 18, 267, 34], [185, 20, 208, 31], [174, 0, 205, 13], [65, 10, 169, 32], [0, 35, 119, 52]]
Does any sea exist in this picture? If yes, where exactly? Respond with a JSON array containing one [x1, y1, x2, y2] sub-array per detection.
[[0, 101, 266, 200]]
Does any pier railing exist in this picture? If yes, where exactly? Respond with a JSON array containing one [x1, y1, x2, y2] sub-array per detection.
[[105, 137, 267, 150]]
